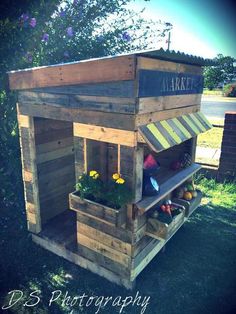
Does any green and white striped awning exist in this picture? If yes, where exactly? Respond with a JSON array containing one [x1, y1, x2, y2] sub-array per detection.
[[139, 112, 212, 153]]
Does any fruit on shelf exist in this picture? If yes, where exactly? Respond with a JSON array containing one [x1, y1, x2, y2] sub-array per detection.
[[186, 183, 194, 191], [183, 191, 193, 201], [191, 190, 198, 198]]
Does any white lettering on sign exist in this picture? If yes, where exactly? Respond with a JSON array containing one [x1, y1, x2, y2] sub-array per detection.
[[160, 76, 196, 92]]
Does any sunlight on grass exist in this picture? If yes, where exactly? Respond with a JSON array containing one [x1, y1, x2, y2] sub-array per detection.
[[196, 175, 236, 209], [197, 127, 223, 149], [48, 269, 68, 288]]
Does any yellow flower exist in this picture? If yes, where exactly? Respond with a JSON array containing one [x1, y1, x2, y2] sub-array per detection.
[[89, 170, 99, 179], [112, 173, 120, 180], [78, 175, 82, 180], [116, 178, 125, 184]]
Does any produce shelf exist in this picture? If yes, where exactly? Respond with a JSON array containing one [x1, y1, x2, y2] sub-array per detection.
[[172, 190, 203, 218], [136, 163, 202, 215]]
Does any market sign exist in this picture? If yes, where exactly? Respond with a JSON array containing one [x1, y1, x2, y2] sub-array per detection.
[[138, 70, 204, 97]]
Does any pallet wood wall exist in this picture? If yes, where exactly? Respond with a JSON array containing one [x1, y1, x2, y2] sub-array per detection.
[[34, 118, 75, 225], [17, 110, 41, 233], [11, 53, 205, 288]]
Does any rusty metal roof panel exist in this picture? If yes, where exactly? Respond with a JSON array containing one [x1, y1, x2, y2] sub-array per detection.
[[135, 48, 215, 66]]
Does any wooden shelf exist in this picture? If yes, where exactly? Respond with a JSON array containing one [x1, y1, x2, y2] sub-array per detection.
[[136, 163, 202, 215]]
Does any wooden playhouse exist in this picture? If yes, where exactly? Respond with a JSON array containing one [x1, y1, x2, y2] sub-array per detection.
[[8, 49, 212, 289]]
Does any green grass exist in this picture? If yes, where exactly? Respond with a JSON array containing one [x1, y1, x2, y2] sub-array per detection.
[[1, 177, 236, 314], [197, 118, 224, 150], [197, 127, 223, 149], [203, 89, 223, 96]]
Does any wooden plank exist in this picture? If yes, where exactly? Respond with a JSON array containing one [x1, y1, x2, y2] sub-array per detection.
[[172, 190, 202, 218], [30, 80, 135, 98], [37, 155, 74, 176], [131, 238, 165, 280], [34, 118, 72, 135], [18, 91, 69, 106], [73, 123, 136, 147], [18, 102, 135, 131], [40, 196, 70, 223], [39, 182, 74, 203], [146, 210, 185, 240], [36, 137, 74, 154], [70, 95, 136, 114], [35, 128, 73, 145], [18, 114, 30, 128], [18, 91, 136, 114], [133, 146, 144, 203], [76, 212, 133, 244], [138, 94, 202, 114], [17, 111, 41, 233], [77, 233, 131, 267], [77, 222, 132, 255], [36, 145, 74, 164], [137, 57, 203, 75], [9, 56, 135, 90], [69, 192, 126, 227], [38, 172, 75, 194], [38, 165, 74, 183], [136, 163, 202, 214], [135, 105, 200, 129], [131, 236, 153, 258], [77, 243, 130, 277], [32, 234, 135, 289]]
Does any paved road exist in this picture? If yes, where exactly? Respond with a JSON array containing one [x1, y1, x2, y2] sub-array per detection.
[[201, 96, 236, 119]]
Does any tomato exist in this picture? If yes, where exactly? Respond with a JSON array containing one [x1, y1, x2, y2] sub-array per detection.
[[161, 205, 166, 211]]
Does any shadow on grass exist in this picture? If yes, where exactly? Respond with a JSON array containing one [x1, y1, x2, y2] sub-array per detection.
[[1, 199, 236, 314]]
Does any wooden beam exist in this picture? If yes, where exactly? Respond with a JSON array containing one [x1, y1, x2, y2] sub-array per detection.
[[73, 123, 137, 147], [17, 108, 41, 233], [135, 105, 200, 129], [8, 56, 135, 90], [17, 102, 135, 131], [138, 94, 202, 114], [137, 57, 203, 75]]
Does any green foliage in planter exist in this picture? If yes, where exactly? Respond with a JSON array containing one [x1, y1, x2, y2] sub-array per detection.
[[105, 174, 132, 209], [75, 171, 104, 201], [75, 171, 132, 209]]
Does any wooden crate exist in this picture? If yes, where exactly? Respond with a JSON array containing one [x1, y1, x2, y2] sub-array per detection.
[[172, 190, 202, 217], [146, 209, 185, 240], [69, 191, 126, 227]]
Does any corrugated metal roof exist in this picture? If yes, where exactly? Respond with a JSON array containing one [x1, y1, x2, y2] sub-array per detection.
[[135, 48, 215, 66], [139, 112, 212, 153]]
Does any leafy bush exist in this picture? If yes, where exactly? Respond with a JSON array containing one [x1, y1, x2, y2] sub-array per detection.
[[0, 0, 171, 210], [223, 83, 236, 97]]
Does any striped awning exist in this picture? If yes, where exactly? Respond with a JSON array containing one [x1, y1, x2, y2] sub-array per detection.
[[139, 112, 212, 153]]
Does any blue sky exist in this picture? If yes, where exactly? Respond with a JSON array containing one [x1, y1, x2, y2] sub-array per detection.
[[128, 0, 236, 58]]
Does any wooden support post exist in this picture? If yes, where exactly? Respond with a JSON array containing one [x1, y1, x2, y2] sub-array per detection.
[[117, 144, 121, 174], [17, 105, 41, 233], [83, 138, 87, 173]]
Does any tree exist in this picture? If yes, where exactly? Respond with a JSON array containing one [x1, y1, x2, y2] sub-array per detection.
[[204, 54, 236, 90], [0, 0, 171, 208]]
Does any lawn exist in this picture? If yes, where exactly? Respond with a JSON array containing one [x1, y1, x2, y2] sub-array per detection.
[[0, 177, 236, 314], [203, 89, 223, 96], [197, 119, 224, 150]]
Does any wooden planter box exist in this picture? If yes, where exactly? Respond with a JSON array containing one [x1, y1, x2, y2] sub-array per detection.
[[146, 209, 185, 240], [69, 191, 127, 227], [172, 190, 202, 218]]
